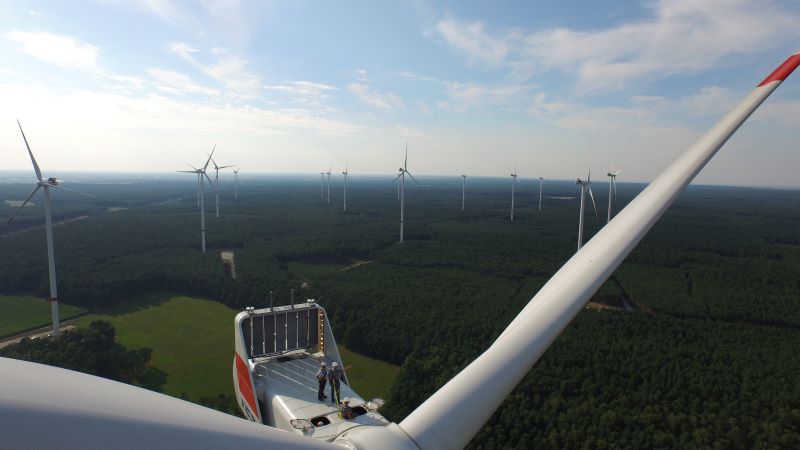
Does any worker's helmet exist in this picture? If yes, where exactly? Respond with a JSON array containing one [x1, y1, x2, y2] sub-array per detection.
[[332, 362, 339, 368], [343, 397, 350, 403]]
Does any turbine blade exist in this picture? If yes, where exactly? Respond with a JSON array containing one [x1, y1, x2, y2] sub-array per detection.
[[397, 52, 800, 450], [404, 143, 408, 170], [612, 177, 617, 199], [51, 184, 94, 198], [392, 173, 402, 183], [203, 145, 216, 171], [17, 121, 43, 182], [0, 357, 334, 450], [406, 171, 419, 184], [5, 186, 40, 225], [176, 170, 196, 173], [587, 186, 599, 217], [204, 172, 214, 189]]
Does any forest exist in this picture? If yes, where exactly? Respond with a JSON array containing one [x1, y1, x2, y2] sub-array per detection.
[[1, 173, 799, 448]]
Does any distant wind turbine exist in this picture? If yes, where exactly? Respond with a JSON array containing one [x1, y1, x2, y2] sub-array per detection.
[[342, 161, 349, 212], [319, 170, 324, 199], [178, 146, 215, 253], [6, 121, 92, 337], [393, 144, 418, 243], [211, 158, 234, 218], [576, 169, 599, 251], [461, 173, 467, 211], [510, 168, 519, 222], [326, 167, 331, 203], [233, 168, 240, 200], [607, 166, 622, 222], [538, 176, 544, 211]]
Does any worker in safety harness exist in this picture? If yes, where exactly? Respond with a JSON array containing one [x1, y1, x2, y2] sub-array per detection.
[[328, 362, 343, 405], [316, 362, 328, 401]]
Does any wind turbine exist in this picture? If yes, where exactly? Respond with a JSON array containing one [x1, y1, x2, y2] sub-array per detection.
[[607, 167, 622, 222], [211, 158, 234, 218], [510, 168, 518, 222], [576, 169, 599, 251], [538, 176, 544, 211], [461, 173, 467, 211], [393, 144, 418, 243], [178, 146, 215, 253], [5, 121, 91, 337], [319, 170, 324, 198], [326, 167, 331, 203], [342, 161, 349, 212], [233, 168, 240, 200], [1, 50, 798, 450]]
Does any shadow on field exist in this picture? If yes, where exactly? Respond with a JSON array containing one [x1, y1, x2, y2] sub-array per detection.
[[139, 366, 168, 392], [89, 292, 173, 317]]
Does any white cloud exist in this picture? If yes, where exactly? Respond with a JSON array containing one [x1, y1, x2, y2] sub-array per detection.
[[146, 68, 220, 96], [433, 0, 800, 91], [6, 30, 102, 74], [347, 83, 405, 111], [170, 42, 260, 95], [435, 18, 509, 66], [443, 82, 534, 112]]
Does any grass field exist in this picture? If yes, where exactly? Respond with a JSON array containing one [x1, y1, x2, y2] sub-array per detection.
[[338, 345, 400, 401], [4, 200, 35, 207], [74, 292, 398, 403], [0, 295, 86, 338]]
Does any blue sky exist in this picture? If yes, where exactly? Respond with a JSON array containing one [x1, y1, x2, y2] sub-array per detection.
[[1, 0, 799, 186]]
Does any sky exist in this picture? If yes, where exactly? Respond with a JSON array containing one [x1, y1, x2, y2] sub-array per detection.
[[0, 0, 799, 186]]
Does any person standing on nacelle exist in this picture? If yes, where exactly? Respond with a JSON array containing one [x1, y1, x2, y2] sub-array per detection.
[[315, 362, 328, 402]]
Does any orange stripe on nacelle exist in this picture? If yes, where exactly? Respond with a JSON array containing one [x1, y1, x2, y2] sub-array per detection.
[[235, 353, 260, 421]]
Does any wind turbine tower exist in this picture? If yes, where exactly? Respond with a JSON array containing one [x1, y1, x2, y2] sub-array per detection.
[[510, 169, 518, 221], [326, 167, 331, 203], [212, 158, 233, 218], [393, 144, 418, 243], [319, 170, 324, 198], [342, 161, 349, 212], [6, 121, 90, 336], [538, 176, 544, 211], [233, 168, 240, 200], [178, 147, 215, 253], [607, 167, 622, 222], [461, 173, 467, 211], [576, 169, 599, 251]]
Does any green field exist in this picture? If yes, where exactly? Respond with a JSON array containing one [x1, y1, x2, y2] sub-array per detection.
[[4, 200, 35, 207], [338, 345, 399, 401], [74, 292, 398, 402], [76, 293, 237, 399], [0, 295, 86, 338]]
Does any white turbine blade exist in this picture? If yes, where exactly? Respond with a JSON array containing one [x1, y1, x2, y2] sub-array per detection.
[[614, 169, 623, 176], [587, 186, 599, 217], [5, 186, 40, 225], [203, 145, 216, 171], [17, 120, 43, 182], [203, 172, 215, 189], [392, 173, 402, 183], [50, 184, 94, 198], [612, 177, 618, 199], [398, 52, 800, 450], [405, 171, 419, 184], [177, 170, 196, 173], [404, 143, 408, 170], [0, 357, 332, 450]]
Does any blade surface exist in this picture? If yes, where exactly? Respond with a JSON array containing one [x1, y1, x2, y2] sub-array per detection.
[[392, 173, 402, 183], [5, 186, 40, 225], [50, 184, 94, 198], [406, 171, 418, 184], [587, 186, 599, 217], [203, 145, 216, 171], [398, 52, 800, 450], [204, 172, 215, 190], [0, 357, 332, 450], [17, 121, 43, 182]]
